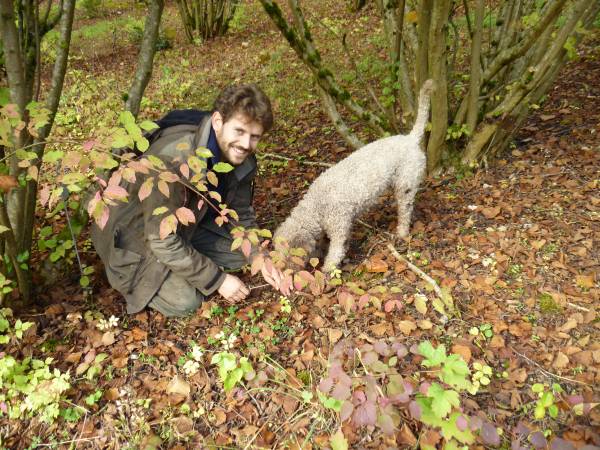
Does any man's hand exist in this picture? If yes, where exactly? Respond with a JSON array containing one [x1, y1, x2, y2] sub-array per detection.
[[218, 274, 250, 303], [261, 264, 292, 296]]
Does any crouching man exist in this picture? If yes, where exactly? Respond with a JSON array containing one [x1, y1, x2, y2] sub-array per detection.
[[92, 84, 287, 317]]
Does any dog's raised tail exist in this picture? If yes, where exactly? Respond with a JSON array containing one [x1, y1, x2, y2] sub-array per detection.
[[409, 79, 434, 142]]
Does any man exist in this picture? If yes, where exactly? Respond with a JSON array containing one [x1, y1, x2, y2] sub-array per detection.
[[92, 84, 287, 317]]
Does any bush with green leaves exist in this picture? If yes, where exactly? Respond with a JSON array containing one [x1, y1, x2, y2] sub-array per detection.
[[0, 308, 70, 424]]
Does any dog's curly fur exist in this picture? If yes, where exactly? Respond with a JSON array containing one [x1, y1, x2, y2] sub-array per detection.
[[275, 80, 434, 269]]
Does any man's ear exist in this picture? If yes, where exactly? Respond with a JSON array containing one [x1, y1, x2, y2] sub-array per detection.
[[211, 111, 224, 133]]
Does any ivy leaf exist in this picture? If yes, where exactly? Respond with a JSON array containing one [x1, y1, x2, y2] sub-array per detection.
[[329, 429, 348, 450], [419, 341, 447, 367], [428, 383, 459, 419]]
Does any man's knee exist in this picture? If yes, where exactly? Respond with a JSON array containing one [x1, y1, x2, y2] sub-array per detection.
[[149, 294, 202, 317]]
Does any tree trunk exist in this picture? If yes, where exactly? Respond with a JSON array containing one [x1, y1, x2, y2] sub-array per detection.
[[126, 0, 164, 118]]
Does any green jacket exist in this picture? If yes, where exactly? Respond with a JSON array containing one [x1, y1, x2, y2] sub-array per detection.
[[91, 116, 258, 313]]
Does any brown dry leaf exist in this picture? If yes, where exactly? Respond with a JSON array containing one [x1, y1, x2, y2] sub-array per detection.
[[558, 318, 578, 333], [575, 275, 594, 289], [112, 356, 128, 368], [328, 328, 343, 344], [398, 423, 417, 446], [101, 331, 115, 346], [451, 344, 472, 363], [370, 322, 389, 336], [104, 387, 120, 401], [0, 175, 18, 192], [172, 416, 194, 434], [167, 376, 190, 397], [553, 352, 570, 369], [489, 335, 505, 349], [396, 320, 416, 336], [365, 256, 388, 273], [417, 319, 433, 330], [130, 327, 147, 341], [65, 352, 82, 364], [481, 206, 501, 219], [509, 367, 528, 384], [45, 304, 65, 316]]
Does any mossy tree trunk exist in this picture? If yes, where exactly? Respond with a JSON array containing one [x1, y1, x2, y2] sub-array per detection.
[[259, 0, 600, 171], [0, 0, 76, 304]]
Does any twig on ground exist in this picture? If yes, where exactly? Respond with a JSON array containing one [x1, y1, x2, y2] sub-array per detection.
[[387, 243, 444, 299], [513, 349, 590, 386], [566, 302, 590, 313], [36, 437, 100, 447], [260, 152, 333, 168]]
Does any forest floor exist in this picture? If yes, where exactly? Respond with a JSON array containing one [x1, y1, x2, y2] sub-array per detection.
[[1, 1, 598, 449]]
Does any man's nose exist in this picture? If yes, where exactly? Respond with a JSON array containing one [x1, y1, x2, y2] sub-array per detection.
[[239, 134, 251, 149]]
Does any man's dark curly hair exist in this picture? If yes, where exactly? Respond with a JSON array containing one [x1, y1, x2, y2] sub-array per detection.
[[213, 84, 273, 132]]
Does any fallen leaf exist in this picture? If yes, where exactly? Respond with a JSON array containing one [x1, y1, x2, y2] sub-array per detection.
[[489, 335, 505, 349], [417, 319, 433, 330], [365, 256, 388, 273], [167, 376, 190, 397], [172, 415, 194, 434], [553, 352, 569, 369], [451, 344, 472, 363], [575, 275, 594, 289], [0, 175, 18, 192], [370, 322, 389, 336], [101, 331, 115, 346], [481, 206, 501, 219], [328, 328, 343, 344], [397, 320, 416, 335], [558, 318, 578, 333]]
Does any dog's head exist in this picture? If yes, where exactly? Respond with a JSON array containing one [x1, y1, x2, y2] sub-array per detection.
[[274, 218, 318, 255]]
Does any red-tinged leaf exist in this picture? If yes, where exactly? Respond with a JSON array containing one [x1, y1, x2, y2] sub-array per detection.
[[39, 184, 51, 206], [373, 341, 390, 356], [158, 180, 169, 197], [529, 432, 547, 449], [299, 270, 315, 283], [215, 216, 224, 227], [391, 342, 408, 358], [128, 160, 150, 174], [159, 214, 178, 239], [231, 237, 243, 251], [0, 175, 18, 192], [95, 202, 109, 230], [209, 190, 222, 202], [207, 171, 218, 187], [550, 439, 576, 450], [338, 292, 355, 313], [362, 351, 378, 365], [122, 167, 136, 183], [103, 185, 128, 201], [332, 382, 351, 401], [281, 274, 293, 293], [352, 400, 376, 426], [340, 401, 354, 422], [138, 178, 154, 201], [481, 422, 500, 447], [384, 300, 395, 313], [409, 400, 421, 419], [250, 254, 263, 275], [456, 415, 468, 431], [82, 140, 97, 151], [358, 294, 370, 309], [179, 163, 190, 179], [197, 199, 204, 211], [108, 170, 122, 186], [159, 171, 179, 183], [377, 412, 395, 435], [175, 207, 195, 226], [319, 377, 333, 394], [241, 239, 252, 258]]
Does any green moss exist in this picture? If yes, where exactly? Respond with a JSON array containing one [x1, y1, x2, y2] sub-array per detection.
[[538, 293, 562, 315]]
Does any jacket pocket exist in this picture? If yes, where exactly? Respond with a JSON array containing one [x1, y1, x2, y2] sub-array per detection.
[[107, 228, 144, 294]]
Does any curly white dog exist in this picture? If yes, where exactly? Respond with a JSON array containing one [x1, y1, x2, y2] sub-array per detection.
[[275, 80, 434, 269]]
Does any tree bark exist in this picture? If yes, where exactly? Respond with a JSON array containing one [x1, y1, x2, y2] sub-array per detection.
[[126, 0, 164, 118], [465, 0, 484, 134], [425, 0, 451, 171]]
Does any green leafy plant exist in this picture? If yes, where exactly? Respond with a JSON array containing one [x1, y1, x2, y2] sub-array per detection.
[[0, 309, 71, 423], [532, 383, 562, 420], [210, 351, 254, 392]]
